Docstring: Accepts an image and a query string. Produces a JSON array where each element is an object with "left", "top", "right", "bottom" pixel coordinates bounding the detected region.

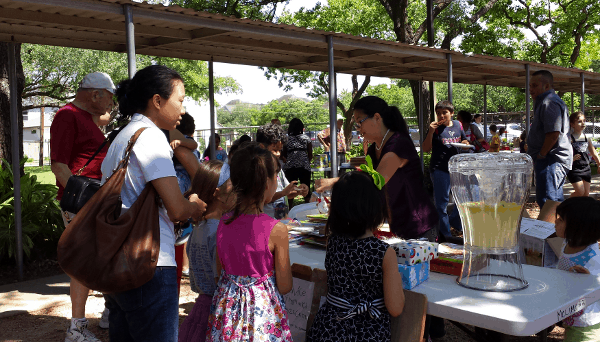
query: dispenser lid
[{"left": 448, "top": 153, "right": 533, "bottom": 173}]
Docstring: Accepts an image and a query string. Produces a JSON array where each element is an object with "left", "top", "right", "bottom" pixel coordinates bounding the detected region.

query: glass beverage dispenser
[{"left": 448, "top": 153, "right": 533, "bottom": 292}]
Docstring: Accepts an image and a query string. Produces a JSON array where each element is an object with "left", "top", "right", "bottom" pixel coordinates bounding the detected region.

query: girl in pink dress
[{"left": 207, "top": 142, "right": 293, "bottom": 342}]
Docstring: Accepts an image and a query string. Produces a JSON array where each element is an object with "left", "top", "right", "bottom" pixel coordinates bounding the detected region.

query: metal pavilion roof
[{"left": 1, "top": 0, "right": 599, "bottom": 94}]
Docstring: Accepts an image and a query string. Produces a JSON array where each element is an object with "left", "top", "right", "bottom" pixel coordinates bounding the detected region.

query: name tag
[{"left": 557, "top": 298, "right": 586, "bottom": 320}]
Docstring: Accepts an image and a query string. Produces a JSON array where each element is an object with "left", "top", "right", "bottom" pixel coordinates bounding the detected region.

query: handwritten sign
[
  {"left": 284, "top": 277, "right": 315, "bottom": 342},
  {"left": 556, "top": 298, "right": 586, "bottom": 321}
]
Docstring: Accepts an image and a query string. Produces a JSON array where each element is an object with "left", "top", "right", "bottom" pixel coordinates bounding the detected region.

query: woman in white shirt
[{"left": 101, "top": 65, "right": 206, "bottom": 342}]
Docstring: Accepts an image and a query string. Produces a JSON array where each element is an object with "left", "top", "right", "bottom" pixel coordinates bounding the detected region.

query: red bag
[{"left": 469, "top": 124, "right": 490, "bottom": 152}]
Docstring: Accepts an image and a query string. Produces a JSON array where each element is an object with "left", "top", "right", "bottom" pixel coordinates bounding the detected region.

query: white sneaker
[
  {"left": 99, "top": 308, "right": 109, "bottom": 329},
  {"left": 65, "top": 319, "right": 101, "bottom": 342}
]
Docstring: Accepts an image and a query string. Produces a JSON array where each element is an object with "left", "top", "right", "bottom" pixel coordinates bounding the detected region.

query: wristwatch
[{"left": 537, "top": 153, "right": 547, "bottom": 159}]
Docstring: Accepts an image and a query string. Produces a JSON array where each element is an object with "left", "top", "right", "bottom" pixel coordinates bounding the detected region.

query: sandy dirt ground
[{"left": 0, "top": 276, "right": 566, "bottom": 342}]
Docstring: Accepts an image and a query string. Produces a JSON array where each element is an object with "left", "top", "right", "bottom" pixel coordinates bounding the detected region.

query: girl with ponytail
[{"left": 206, "top": 142, "right": 293, "bottom": 342}]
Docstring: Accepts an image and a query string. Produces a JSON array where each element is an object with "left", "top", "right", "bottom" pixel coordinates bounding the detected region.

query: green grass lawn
[{"left": 25, "top": 165, "right": 56, "bottom": 186}]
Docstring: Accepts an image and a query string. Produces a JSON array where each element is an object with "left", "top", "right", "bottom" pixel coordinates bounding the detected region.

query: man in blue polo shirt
[{"left": 527, "top": 70, "right": 573, "bottom": 208}]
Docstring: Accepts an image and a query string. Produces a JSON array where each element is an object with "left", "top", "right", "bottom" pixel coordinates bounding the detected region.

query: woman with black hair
[
  {"left": 202, "top": 133, "right": 228, "bottom": 161},
  {"left": 101, "top": 65, "right": 207, "bottom": 341},
  {"left": 317, "top": 96, "right": 439, "bottom": 241},
  {"left": 283, "top": 118, "right": 313, "bottom": 203}
]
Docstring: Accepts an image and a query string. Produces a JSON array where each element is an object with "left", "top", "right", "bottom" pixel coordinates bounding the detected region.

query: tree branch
[{"left": 415, "top": 0, "right": 454, "bottom": 43}]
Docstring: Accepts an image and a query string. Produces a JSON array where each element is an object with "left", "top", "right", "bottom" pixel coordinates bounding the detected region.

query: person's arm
[
  {"left": 270, "top": 222, "right": 292, "bottom": 294},
  {"left": 422, "top": 123, "right": 438, "bottom": 153},
  {"left": 307, "top": 141, "right": 313, "bottom": 162},
  {"left": 215, "top": 246, "right": 222, "bottom": 283},
  {"left": 315, "top": 177, "right": 339, "bottom": 193},
  {"left": 271, "top": 181, "right": 299, "bottom": 202},
  {"left": 538, "top": 132, "right": 560, "bottom": 158},
  {"left": 382, "top": 247, "right": 404, "bottom": 317},
  {"left": 588, "top": 139, "right": 600, "bottom": 165},
  {"left": 51, "top": 162, "right": 72, "bottom": 188},
  {"left": 151, "top": 176, "right": 207, "bottom": 222},
  {"left": 170, "top": 129, "right": 198, "bottom": 150},
  {"left": 376, "top": 152, "right": 408, "bottom": 183},
  {"left": 317, "top": 128, "right": 330, "bottom": 151},
  {"left": 173, "top": 147, "right": 201, "bottom": 182}
]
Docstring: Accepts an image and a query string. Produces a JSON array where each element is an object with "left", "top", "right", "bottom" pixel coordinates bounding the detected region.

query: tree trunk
[
  {"left": 0, "top": 42, "right": 25, "bottom": 174},
  {"left": 409, "top": 80, "right": 433, "bottom": 133}
]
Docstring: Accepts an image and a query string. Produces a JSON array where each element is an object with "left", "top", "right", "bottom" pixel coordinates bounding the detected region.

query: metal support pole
[
  {"left": 418, "top": 80, "right": 424, "bottom": 173},
  {"left": 427, "top": 0, "right": 436, "bottom": 123},
  {"left": 483, "top": 84, "right": 487, "bottom": 141},
  {"left": 327, "top": 36, "right": 338, "bottom": 178},
  {"left": 124, "top": 5, "right": 136, "bottom": 79},
  {"left": 525, "top": 65, "right": 531, "bottom": 136},
  {"left": 447, "top": 54, "right": 453, "bottom": 103},
  {"left": 209, "top": 58, "right": 216, "bottom": 160},
  {"left": 9, "top": 42, "right": 23, "bottom": 281},
  {"left": 581, "top": 73, "right": 585, "bottom": 114}
]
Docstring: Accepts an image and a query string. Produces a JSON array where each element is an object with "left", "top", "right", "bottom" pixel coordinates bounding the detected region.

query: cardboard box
[
  {"left": 519, "top": 217, "right": 564, "bottom": 268},
  {"left": 391, "top": 240, "right": 439, "bottom": 265},
  {"left": 430, "top": 255, "right": 463, "bottom": 276},
  {"left": 398, "top": 261, "right": 430, "bottom": 289}
]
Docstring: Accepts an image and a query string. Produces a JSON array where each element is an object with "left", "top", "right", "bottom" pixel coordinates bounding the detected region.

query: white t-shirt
[
  {"left": 557, "top": 242, "right": 600, "bottom": 327},
  {"left": 101, "top": 114, "right": 177, "bottom": 267},
  {"left": 263, "top": 168, "right": 289, "bottom": 220}
]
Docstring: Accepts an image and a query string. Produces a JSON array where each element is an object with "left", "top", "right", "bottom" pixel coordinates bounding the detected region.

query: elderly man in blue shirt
[{"left": 527, "top": 70, "right": 573, "bottom": 208}]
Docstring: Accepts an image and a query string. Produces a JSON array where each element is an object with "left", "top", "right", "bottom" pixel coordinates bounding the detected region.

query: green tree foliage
[
  {"left": 462, "top": 0, "right": 600, "bottom": 67},
  {"left": 21, "top": 44, "right": 240, "bottom": 111},
  {"left": 218, "top": 104, "right": 257, "bottom": 127},
  {"left": 170, "top": 0, "right": 288, "bottom": 21},
  {"left": 251, "top": 97, "right": 330, "bottom": 126}
]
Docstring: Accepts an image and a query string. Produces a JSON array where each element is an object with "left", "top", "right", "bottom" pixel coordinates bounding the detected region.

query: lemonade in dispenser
[{"left": 448, "top": 153, "right": 533, "bottom": 291}]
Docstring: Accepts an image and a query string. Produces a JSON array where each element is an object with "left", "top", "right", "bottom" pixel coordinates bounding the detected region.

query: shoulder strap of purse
[
  {"left": 114, "top": 127, "right": 149, "bottom": 172},
  {"left": 75, "top": 127, "right": 124, "bottom": 176}
]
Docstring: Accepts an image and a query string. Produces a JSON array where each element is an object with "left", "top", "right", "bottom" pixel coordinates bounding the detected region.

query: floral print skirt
[{"left": 206, "top": 270, "right": 292, "bottom": 342}]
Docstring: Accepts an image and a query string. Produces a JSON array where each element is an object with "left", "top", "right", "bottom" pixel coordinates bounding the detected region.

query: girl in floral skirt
[{"left": 207, "top": 142, "right": 293, "bottom": 342}]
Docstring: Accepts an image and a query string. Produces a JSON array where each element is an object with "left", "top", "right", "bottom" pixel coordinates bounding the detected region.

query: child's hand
[
  {"left": 569, "top": 265, "right": 590, "bottom": 274},
  {"left": 283, "top": 181, "right": 298, "bottom": 196},
  {"left": 188, "top": 194, "right": 207, "bottom": 220},
  {"left": 574, "top": 154, "right": 581, "bottom": 161},
  {"left": 170, "top": 139, "right": 181, "bottom": 150},
  {"left": 297, "top": 184, "right": 309, "bottom": 197}
]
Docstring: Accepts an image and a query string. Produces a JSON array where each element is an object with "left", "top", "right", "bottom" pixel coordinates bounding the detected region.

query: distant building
[
  {"left": 23, "top": 107, "right": 56, "bottom": 142},
  {"left": 22, "top": 107, "right": 57, "bottom": 163}
]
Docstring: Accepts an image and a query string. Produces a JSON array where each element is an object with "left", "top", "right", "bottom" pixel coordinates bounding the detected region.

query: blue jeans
[
  {"left": 431, "top": 169, "right": 463, "bottom": 237},
  {"left": 534, "top": 156, "right": 567, "bottom": 208},
  {"left": 104, "top": 267, "right": 179, "bottom": 342}
]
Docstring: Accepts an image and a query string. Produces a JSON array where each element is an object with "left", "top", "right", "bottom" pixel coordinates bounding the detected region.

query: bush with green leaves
[{"left": 0, "top": 159, "right": 63, "bottom": 261}]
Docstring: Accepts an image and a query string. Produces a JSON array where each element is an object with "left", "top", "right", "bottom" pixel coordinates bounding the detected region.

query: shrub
[{"left": 0, "top": 159, "right": 63, "bottom": 261}]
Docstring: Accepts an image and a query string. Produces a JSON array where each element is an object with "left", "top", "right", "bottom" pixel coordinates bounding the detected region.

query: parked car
[{"left": 496, "top": 123, "right": 523, "bottom": 144}]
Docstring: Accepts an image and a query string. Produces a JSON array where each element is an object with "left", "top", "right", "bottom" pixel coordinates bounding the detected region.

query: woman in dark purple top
[{"left": 316, "top": 96, "right": 439, "bottom": 240}]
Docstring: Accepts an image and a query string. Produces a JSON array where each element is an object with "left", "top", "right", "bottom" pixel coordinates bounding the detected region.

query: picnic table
[{"left": 288, "top": 243, "right": 600, "bottom": 341}]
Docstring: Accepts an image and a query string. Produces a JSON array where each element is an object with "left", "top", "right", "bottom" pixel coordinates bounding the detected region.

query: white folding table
[{"left": 289, "top": 243, "right": 600, "bottom": 337}]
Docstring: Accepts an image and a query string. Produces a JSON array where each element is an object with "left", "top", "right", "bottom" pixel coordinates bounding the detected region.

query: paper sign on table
[{"left": 283, "top": 278, "right": 314, "bottom": 342}]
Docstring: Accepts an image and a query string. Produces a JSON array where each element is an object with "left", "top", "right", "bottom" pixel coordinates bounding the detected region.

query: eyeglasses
[{"left": 353, "top": 116, "right": 371, "bottom": 129}]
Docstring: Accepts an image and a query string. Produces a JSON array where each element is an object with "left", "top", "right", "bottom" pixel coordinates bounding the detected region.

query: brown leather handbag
[{"left": 57, "top": 127, "right": 161, "bottom": 294}]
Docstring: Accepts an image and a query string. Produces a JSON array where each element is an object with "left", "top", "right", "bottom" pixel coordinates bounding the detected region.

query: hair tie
[{"left": 359, "top": 155, "right": 385, "bottom": 190}]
